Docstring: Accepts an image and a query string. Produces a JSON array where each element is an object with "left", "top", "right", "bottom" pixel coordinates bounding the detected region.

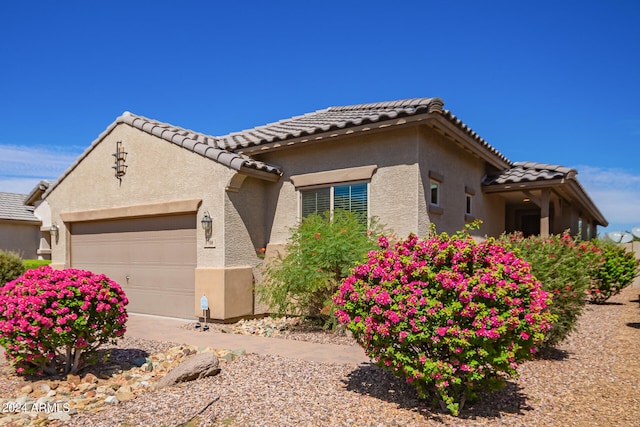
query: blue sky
[{"left": 1, "top": 1, "right": 639, "bottom": 236}]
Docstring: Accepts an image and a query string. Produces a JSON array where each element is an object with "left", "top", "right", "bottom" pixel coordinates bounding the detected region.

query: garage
[{"left": 70, "top": 214, "right": 197, "bottom": 319}]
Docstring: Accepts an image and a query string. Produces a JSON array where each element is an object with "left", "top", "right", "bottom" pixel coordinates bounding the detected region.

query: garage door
[{"left": 71, "top": 214, "right": 196, "bottom": 319}]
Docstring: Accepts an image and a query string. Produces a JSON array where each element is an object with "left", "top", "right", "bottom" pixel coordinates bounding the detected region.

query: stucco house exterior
[
  {"left": 42, "top": 97, "right": 607, "bottom": 320},
  {"left": 0, "top": 182, "right": 53, "bottom": 260}
]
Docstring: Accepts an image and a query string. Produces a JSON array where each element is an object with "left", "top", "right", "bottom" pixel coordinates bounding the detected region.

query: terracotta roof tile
[
  {"left": 484, "top": 161, "right": 577, "bottom": 185},
  {"left": 217, "top": 98, "right": 446, "bottom": 150},
  {"left": 0, "top": 192, "right": 38, "bottom": 222},
  {"left": 214, "top": 97, "right": 511, "bottom": 166},
  {"left": 119, "top": 113, "right": 282, "bottom": 176}
]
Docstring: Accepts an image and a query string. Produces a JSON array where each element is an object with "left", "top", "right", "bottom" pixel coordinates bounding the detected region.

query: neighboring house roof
[
  {"left": 24, "top": 180, "right": 53, "bottom": 206},
  {"left": 484, "top": 162, "right": 608, "bottom": 226},
  {"left": 0, "top": 192, "right": 38, "bottom": 222}
]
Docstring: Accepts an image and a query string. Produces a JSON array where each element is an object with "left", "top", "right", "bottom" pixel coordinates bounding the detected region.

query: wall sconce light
[
  {"left": 50, "top": 223, "right": 59, "bottom": 244},
  {"left": 201, "top": 211, "right": 213, "bottom": 244},
  {"left": 112, "top": 141, "right": 128, "bottom": 180}
]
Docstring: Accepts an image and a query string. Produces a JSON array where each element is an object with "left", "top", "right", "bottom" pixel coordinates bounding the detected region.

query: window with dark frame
[
  {"left": 430, "top": 180, "right": 440, "bottom": 206},
  {"left": 301, "top": 182, "right": 368, "bottom": 218}
]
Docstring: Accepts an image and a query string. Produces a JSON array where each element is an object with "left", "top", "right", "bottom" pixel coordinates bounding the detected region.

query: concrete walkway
[{"left": 125, "top": 313, "right": 370, "bottom": 366}]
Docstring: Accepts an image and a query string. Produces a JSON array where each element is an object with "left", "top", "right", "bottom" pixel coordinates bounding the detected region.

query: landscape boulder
[{"left": 156, "top": 352, "right": 220, "bottom": 389}]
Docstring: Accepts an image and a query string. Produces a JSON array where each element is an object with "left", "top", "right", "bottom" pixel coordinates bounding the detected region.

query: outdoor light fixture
[
  {"left": 201, "top": 211, "right": 213, "bottom": 244},
  {"left": 112, "top": 141, "right": 128, "bottom": 180},
  {"left": 49, "top": 223, "right": 59, "bottom": 244}
]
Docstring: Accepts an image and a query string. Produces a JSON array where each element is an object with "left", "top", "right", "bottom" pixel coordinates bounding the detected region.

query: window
[
  {"left": 465, "top": 193, "right": 472, "bottom": 215},
  {"left": 430, "top": 180, "right": 440, "bottom": 206},
  {"left": 301, "top": 182, "right": 368, "bottom": 218}
]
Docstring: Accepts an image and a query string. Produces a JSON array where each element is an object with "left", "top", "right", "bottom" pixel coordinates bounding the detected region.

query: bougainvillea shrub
[
  {"left": 334, "top": 230, "right": 555, "bottom": 416},
  {"left": 585, "top": 239, "right": 639, "bottom": 304},
  {"left": 500, "top": 232, "right": 599, "bottom": 346},
  {"left": 0, "top": 266, "right": 128, "bottom": 375}
]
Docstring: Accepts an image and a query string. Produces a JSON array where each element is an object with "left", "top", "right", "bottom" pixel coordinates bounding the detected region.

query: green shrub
[
  {"left": 335, "top": 229, "right": 555, "bottom": 416},
  {"left": 0, "top": 250, "right": 26, "bottom": 286},
  {"left": 258, "top": 210, "right": 385, "bottom": 327},
  {"left": 499, "top": 232, "right": 596, "bottom": 347},
  {"left": 23, "top": 259, "right": 52, "bottom": 270},
  {"left": 586, "top": 240, "right": 639, "bottom": 304}
]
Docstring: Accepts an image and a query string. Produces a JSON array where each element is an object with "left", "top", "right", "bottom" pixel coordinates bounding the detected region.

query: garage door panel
[{"left": 70, "top": 215, "right": 196, "bottom": 319}]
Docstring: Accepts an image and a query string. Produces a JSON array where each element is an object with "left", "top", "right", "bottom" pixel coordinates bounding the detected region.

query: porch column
[{"left": 540, "top": 188, "right": 550, "bottom": 238}]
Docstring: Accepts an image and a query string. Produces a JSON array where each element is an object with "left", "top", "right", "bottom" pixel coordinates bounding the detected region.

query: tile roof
[
  {"left": 215, "top": 97, "right": 511, "bottom": 165},
  {"left": 217, "top": 98, "right": 445, "bottom": 150},
  {"left": 483, "top": 162, "right": 577, "bottom": 185},
  {"left": 119, "top": 113, "right": 282, "bottom": 176},
  {"left": 0, "top": 192, "right": 38, "bottom": 222}
]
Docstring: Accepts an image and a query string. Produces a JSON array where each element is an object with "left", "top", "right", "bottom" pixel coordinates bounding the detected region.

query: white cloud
[
  {"left": 0, "top": 178, "right": 47, "bottom": 194},
  {"left": 0, "top": 145, "right": 80, "bottom": 178},
  {"left": 0, "top": 145, "right": 81, "bottom": 194},
  {"left": 573, "top": 165, "right": 640, "bottom": 231}
]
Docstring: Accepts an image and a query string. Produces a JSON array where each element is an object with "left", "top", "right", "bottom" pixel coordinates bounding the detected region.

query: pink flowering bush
[
  {"left": 0, "top": 266, "right": 128, "bottom": 375},
  {"left": 334, "top": 229, "right": 556, "bottom": 416},
  {"left": 498, "top": 232, "right": 595, "bottom": 347}
]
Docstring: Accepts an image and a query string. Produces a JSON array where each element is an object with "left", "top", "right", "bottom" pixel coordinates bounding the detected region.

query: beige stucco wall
[
  {"left": 256, "top": 127, "right": 427, "bottom": 243},
  {"left": 0, "top": 220, "right": 40, "bottom": 259},
  {"left": 45, "top": 123, "right": 235, "bottom": 270},
  {"left": 417, "top": 127, "right": 505, "bottom": 237},
  {"left": 254, "top": 124, "right": 506, "bottom": 245}
]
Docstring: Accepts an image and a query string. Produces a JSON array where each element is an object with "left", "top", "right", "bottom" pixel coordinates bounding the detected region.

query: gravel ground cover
[{"left": 1, "top": 285, "right": 638, "bottom": 427}]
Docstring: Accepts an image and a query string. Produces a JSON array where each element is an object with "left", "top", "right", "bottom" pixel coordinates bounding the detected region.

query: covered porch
[{"left": 483, "top": 162, "right": 607, "bottom": 238}]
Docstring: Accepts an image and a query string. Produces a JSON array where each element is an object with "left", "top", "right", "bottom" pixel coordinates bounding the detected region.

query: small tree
[
  {"left": 0, "top": 266, "right": 128, "bottom": 375},
  {"left": 258, "top": 210, "right": 385, "bottom": 327}
]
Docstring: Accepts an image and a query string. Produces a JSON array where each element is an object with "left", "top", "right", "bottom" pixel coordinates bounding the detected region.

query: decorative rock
[
  {"left": 82, "top": 373, "right": 98, "bottom": 384},
  {"left": 155, "top": 352, "right": 220, "bottom": 389},
  {"left": 21, "top": 384, "right": 33, "bottom": 394},
  {"left": 38, "top": 382, "right": 51, "bottom": 393},
  {"left": 115, "top": 385, "right": 135, "bottom": 402},
  {"left": 46, "top": 390, "right": 57, "bottom": 398},
  {"left": 104, "top": 395, "right": 118, "bottom": 405},
  {"left": 78, "top": 382, "right": 96, "bottom": 393},
  {"left": 66, "top": 374, "right": 81, "bottom": 387},
  {"left": 47, "top": 411, "right": 71, "bottom": 422}
]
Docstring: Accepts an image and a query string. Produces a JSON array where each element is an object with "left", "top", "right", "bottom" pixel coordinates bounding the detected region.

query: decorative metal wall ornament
[{"left": 112, "top": 141, "right": 128, "bottom": 180}]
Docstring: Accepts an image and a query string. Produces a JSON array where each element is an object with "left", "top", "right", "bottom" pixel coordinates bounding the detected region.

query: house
[
  {"left": 42, "top": 97, "right": 607, "bottom": 320},
  {"left": 0, "top": 182, "right": 53, "bottom": 260}
]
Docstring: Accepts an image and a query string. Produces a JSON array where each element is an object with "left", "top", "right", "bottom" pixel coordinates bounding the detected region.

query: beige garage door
[{"left": 71, "top": 214, "right": 196, "bottom": 319}]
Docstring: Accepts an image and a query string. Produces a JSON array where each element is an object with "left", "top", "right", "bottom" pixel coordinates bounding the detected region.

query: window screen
[
  {"left": 334, "top": 183, "right": 367, "bottom": 217},
  {"left": 301, "top": 182, "right": 368, "bottom": 218},
  {"left": 301, "top": 187, "right": 331, "bottom": 217}
]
